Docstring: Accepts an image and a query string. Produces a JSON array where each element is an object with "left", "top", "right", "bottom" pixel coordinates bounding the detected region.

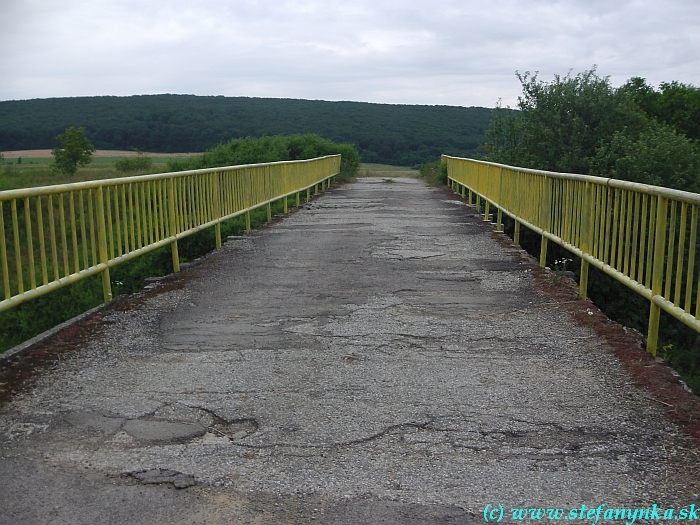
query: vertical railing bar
[
  {"left": 47, "top": 195, "right": 59, "bottom": 282},
  {"left": 68, "top": 193, "right": 79, "bottom": 274},
  {"left": 638, "top": 194, "right": 649, "bottom": 285},
  {"left": 592, "top": 184, "right": 602, "bottom": 260},
  {"left": 105, "top": 186, "right": 115, "bottom": 260},
  {"left": 120, "top": 184, "right": 129, "bottom": 253},
  {"left": 58, "top": 195, "right": 69, "bottom": 278},
  {"left": 610, "top": 190, "right": 621, "bottom": 269},
  {"left": 573, "top": 181, "right": 581, "bottom": 247},
  {"left": 645, "top": 197, "right": 656, "bottom": 290},
  {"left": 11, "top": 200, "right": 23, "bottom": 294},
  {"left": 686, "top": 205, "right": 698, "bottom": 313},
  {"left": 24, "top": 198, "right": 36, "bottom": 290},
  {"left": 128, "top": 184, "right": 135, "bottom": 252},
  {"left": 187, "top": 176, "right": 195, "bottom": 230},
  {"left": 88, "top": 189, "right": 97, "bottom": 267},
  {"left": 119, "top": 184, "right": 128, "bottom": 253},
  {"left": 630, "top": 192, "right": 640, "bottom": 281},
  {"left": 176, "top": 177, "right": 185, "bottom": 233},
  {"left": 602, "top": 188, "right": 612, "bottom": 264},
  {"left": 622, "top": 191, "right": 633, "bottom": 277},
  {"left": 0, "top": 201, "right": 10, "bottom": 300},
  {"left": 675, "top": 202, "right": 688, "bottom": 306},
  {"left": 141, "top": 182, "right": 148, "bottom": 245},
  {"left": 196, "top": 175, "right": 204, "bottom": 227},
  {"left": 36, "top": 196, "right": 48, "bottom": 286},
  {"left": 95, "top": 186, "right": 112, "bottom": 303},
  {"left": 146, "top": 181, "right": 156, "bottom": 244},
  {"left": 664, "top": 200, "right": 677, "bottom": 299},
  {"left": 79, "top": 191, "right": 89, "bottom": 270},
  {"left": 113, "top": 185, "right": 123, "bottom": 256},
  {"left": 135, "top": 183, "right": 143, "bottom": 249},
  {"left": 158, "top": 179, "right": 166, "bottom": 240}
]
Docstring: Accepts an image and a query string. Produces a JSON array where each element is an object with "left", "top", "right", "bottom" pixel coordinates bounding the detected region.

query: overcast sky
[{"left": 1, "top": 0, "right": 698, "bottom": 108}]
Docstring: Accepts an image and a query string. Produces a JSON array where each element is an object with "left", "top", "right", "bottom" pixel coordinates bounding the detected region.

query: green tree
[
  {"left": 591, "top": 121, "right": 700, "bottom": 192},
  {"left": 51, "top": 126, "right": 95, "bottom": 175},
  {"left": 621, "top": 77, "right": 700, "bottom": 142},
  {"left": 485, "top": 68, "right": 646, "bottom": 174}
]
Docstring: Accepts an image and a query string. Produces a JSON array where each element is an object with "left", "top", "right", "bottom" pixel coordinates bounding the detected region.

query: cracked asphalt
[{"left": 0, "top": 177, "right": 698, "bottom": 524}]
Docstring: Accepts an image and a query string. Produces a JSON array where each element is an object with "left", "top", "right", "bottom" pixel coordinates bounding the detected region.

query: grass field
[
  {"left": 358, "top": 163, "right": 419, "bottom": 178},
  {"left": 0, "top": 150, "right": 201, "bottom": 191}
]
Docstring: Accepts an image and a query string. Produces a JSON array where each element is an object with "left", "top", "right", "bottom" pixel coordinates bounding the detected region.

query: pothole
[
  {"left": 64, "top": 403, "right": 259, "bottom": 444},
  {"left": 122, "top": 419, "right": 206, "bottom": 444},
  {"left": 122, "top": 468, "right": 195, "bottom": 488}
]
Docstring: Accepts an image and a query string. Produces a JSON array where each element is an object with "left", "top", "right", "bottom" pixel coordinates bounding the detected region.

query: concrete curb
[{"left": 0, "top": 303, "right": 106, "bottom": 366}]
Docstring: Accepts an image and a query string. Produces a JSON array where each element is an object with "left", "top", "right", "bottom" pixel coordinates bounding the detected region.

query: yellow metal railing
[
  {"left": 444, "top": 155, "right": 700, "bottom": 355},
  {"left": 0, "top": 155, "right": 340, "bottom": 313}
]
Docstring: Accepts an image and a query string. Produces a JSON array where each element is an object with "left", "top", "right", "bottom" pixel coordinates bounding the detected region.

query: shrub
[
  {"left": 114, "top": 152, "right": 153, "bottom": 173},
  {"left": 167, "top": 134, "right": 360, "bottom": 181}
]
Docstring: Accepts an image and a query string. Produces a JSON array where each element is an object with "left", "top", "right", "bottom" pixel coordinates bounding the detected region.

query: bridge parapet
[
  {"left": 0, "top": 155, "right": 339, "bottom": 314},
  {"left": 444, "top": 154, "right": 700, "bottom": 355}
]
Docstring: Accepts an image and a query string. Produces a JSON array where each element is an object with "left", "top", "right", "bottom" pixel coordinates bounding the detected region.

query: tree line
[{"left": 0, "top": 95, "right": 494, "bottom": 166}]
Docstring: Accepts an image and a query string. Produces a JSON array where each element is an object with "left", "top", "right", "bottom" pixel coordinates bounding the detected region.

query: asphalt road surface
[{"left": 1, "top": 178, "right": 697, "bottom": 524}]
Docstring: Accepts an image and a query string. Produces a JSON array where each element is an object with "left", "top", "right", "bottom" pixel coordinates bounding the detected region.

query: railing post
[
  {"left": 296, "top": 192, "right": 300, "bottom": 207},
  {"left": 306, "top": 188, "right": 311, "bottom": 202},
  {"left": 647, "top": 195, "right": 668, "bottom": 356},
  {"left": 540, "top": 238, "right": 549, "bottom": 268},
  {"left": 245, "top": 211, "right": 251, "bottom": 233},
  {"left": 283, "top": 195, "right": 288, "bottom": 214},
  {"left": 468, "top": 189, "right": 473, "bottom": 206},
  {"left": 95, "top": 186, "right": 112, "bottom": 303},
  {"left": 495, "top": 208, "right": 503, "bottom": 233},
  {"left": 513, "top": 220, "right": 520, "bottom": 246},
  {"left": 167, "top": 178, "right": 181, "bottom": 271},
  {"left": 483, "top": 200, "right": 490, "bottom": 222},
  {"left": 461, "top": 185, "right": 465, "bottom": 198}
]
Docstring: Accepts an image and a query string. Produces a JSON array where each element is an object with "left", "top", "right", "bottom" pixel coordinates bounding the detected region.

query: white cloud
[{"left": 0, "top": 0, "right": 698, "bottom": 106}]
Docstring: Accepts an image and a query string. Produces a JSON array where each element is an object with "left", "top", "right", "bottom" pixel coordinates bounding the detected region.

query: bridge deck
[{"left": 0, "top": 178, "right": 697, "bottom": 524}]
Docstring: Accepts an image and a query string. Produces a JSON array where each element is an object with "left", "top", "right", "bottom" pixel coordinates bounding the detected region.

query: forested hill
[{"left": 0, "top": 95, "right": 494, "bottom": 166}]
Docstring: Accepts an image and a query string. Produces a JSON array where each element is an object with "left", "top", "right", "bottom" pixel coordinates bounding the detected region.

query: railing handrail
[
  {"left": 0, "top": 155, "right": 340, "bottom": 315},
  {"left": 443, "top": 154, "right": 700, "bottom": 356},
  {"left": 442, "top": 155, "right": 700, "bottom": 205},
  {"left": 0, "top": 155, "right": 340, "bottom": 201}
]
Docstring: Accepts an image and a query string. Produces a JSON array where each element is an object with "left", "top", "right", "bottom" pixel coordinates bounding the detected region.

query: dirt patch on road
[{"left": 528, "top": 264, "right": 700, "bottom": 447}]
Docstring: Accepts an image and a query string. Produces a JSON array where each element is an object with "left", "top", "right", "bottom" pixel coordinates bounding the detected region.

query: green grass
[
  {"left": 0, "top": 156, "right": 188, "bottom": 191},
  {"left": 0, "top": 161, "right": 178, "bottom": 191},
  {"left": 359, "top": 163, "right": 419, "bottom": 178}
]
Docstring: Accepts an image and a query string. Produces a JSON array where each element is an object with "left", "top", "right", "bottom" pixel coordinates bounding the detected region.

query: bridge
[{"left": 0, "top": 160, "right": 699, "bottom": 524}]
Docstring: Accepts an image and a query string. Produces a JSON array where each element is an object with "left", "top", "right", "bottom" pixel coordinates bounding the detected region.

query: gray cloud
[{"left": 1, "top": 0, "right": 698, "bottom": 106}]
